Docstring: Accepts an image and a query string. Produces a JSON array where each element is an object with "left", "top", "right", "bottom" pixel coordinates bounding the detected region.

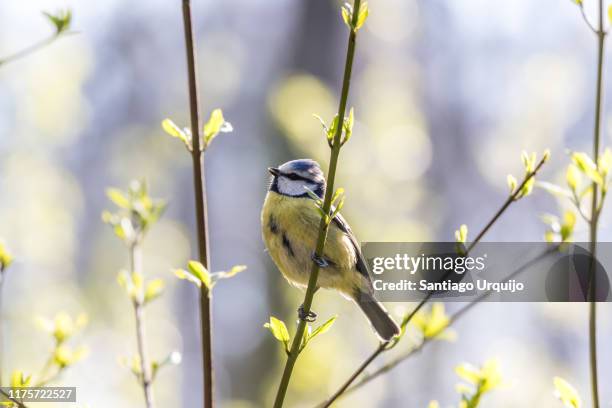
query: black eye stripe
[{"left": 283, "top": 172, "right": 313, "bottom": 182}]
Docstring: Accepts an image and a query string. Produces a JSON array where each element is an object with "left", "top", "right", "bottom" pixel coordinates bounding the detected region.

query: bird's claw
[
  {"left": 311, "top": 253, "right": 329, "bottom": 268},
  {"left": 298, "top": 305, "right": 317, "bottom": 322}
]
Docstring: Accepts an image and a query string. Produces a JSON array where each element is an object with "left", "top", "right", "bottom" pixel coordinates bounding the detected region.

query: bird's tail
[{"left": 354, "top": 290, "right": 400, "bottom": 341}]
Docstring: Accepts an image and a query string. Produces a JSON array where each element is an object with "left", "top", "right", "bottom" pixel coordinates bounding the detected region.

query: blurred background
[{"left": 1, "top": 0, "right": 612, "bottom": 406}]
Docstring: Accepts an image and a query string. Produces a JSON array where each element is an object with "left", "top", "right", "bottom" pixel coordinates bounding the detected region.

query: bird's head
[{"left": 268, "top": 159, "right": 326, "bottom": 198}]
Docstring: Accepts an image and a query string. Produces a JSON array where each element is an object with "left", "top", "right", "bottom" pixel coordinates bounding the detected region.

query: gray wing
[{"left": 332, "top": 212, "right": 372, "bottom": 283}]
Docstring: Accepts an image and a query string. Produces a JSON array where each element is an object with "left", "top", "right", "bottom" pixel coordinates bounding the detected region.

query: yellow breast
[{"left": 261, "top": 191, "right": 360, "bottom": 294}]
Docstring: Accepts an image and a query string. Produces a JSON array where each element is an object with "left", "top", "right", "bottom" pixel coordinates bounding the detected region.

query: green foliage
[
  {"left": 553, "top": 377, "right": 582, "bottom": 408},
  {"left": 10, "top": 371, "right": 32, "bottom": 388},
  {"left": 43, "top": 9, "right": 72, "bottom": 35},
  {"left": 313, "top": 108, "right": 355, "bottom": 148},
  {"left": 117, "top": 270, "right": 165, "bottom": 305},
  {"left": 305, "top": 186, "right": 345, "bottom": 225},
  {"left": 162, "top": 109, "right": 232, "bottom": 152},
  {"left": 53, "top": 344, "right": 88, "bottom": 369},
  {"left": 264, "top": 315, "right": 337, "bottom": 355},
  {"left": 37, "top": 312, "right": 88, "bottom": 375},
  {"left": 0, "top": 240, "right": 13, "bottom": 272},
  {"left": 455, "top": 224, "right": 468, "bottom": 256},
  {"left": 542, "top": 211, "right": 576, "bottom": 244},
  {"left": 162, "top": 118, "right": 192, "bottom": 150},
  {"left": 341, "top": 1, "right": 369, "bottom": 32},
  {"left": 455, "top": 224, "right": 468, "bottom": 244},
  {"left": 174, "top": 260, "right": 246, "bottom": 292},
  {"left": 151, "top": 351, "right": 182, "bottom": 381},
  {"left": 410, "top": 303, "right": 456, "bottom": 341},
  {"left": 121, "top": 351, "right": 182, "bottom": 383},
  {"left": 508, "top": 150, "right": 549, "bottom": 200},
  {"left": 299, "top": 315, "right": 337, "bottom": 352},
  {"left": 102, "top": 180, "right": 166, "bottom": 246},
  {"left": 540, "top": 148, "right": 611, "bottom": 225},
  {"left": 203, "top": 109, "right": 233, "bottom": 148},
  {"left": 264, "top": 316, "right": 291, "bottom": 354},
  {"left": 455, "top": 359, "right": 504, "bottom": 408}
]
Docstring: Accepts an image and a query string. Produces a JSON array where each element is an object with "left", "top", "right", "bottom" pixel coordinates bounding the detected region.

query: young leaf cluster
[
  {"left": 314, "top": 108, "right": 354, "bottom": 149},
  {"left": 117, "top": 270, "right": 165, "bottom": 306},
  {"left": 37, "top": 312, "right": 88, "bottom": 374},
  {"left": 0, "top": 241, "right": 13, "bottom": 273},
  {"left": 120, "top": 351, "right": 182, "bottom": 385},
  {"left": 542, "top": 211, "right": 576, "bottom": 244},
  {"left": 540, "top": 149, "right": 611, "bottom": 223},
  {"left": 264, "top": 316, "right": 337, "bottom": 355},
  {"left": 507, "top": 150, "right": 550, "bottom": 200},
  {"left": 162, "top": 109, "right": 232, "bottom": 152},
  {"left": 428, "top": 360, "right": 504, "bottom": 408},
  {"left": 43, "top": 9, "right": 72, "bottom": 36},
  {"left": 554, "top": 377, "right": 582, "bottom": 408},
  {"left": 174, "top": 260, "right": 246, "bottom": 294},
  {"left": 102, "top": 180, "right": 166, "bottom": 247},
  {"left": 305, "top": 186, "right": 345, "bottom": 226},
  {"left": 454, "top": 359, "right": 504, "bottom": 408},
  {"left": 341, "top": 2, "right": 369, "bottom": 32}
]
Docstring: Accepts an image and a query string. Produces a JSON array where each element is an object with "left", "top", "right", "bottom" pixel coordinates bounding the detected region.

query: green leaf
[
  {"left": 106, "top": 188, "right": 130, "bottom": 209},
  {"left": 571, "top": 152, "right": 603, "bottom": 186},
  {"left": 162, "top": 118, "right": 191, "bottom": 148},
  {"left": 355, "top": 2, "right": 369, "bottom": 30},
  {"left": 144, "top": 278, "right": 165, "bottom": 304},
  {"left": 43, "top": 9, "right": 72, "bottom": 35},
  {"left": 455, "top": 224, "right": 468, "bottom": 243},
  {"left": 553, "top": 377, "right": 582, "bottom": 408},
  {"left": 507, "top": 174, "right": 517, "bottom": 194},
  {"left": 341, "top": 3, "right": 352, "bottom": 27},
  {"left": 203, "top": 109, "right": 233, "bottom": 148},
  {"left": 455, "top": 363, "right": 481, "bottom": 385},
  {"left": 187, "top": 260, "right": 211, "bottom": 289},
  {"left": 566, "top": 164, "right": 580, "bottom": 191},
  {"left": 598, "top": 148, "right": 612, "bottom": 178},
  {"left": 211, "top": 265, "right": 247, "bottom": 284},
  {"left": 518, "top": 176, "right": 535, "bottom": 198},
  {"left": 342, "top": 107, "right": 355, "bottom": 145},
  {"left": 332, "top": 187, "right": 345, "bottom": 205},
  {"left": 0, "top": 240, "right": 13, "bottom": 271},
  {"left": 264, "top": 316, "right": 290, "bottom": 352},
  {"left": 536, "top": 181, "right": 572, "bottom": 198},
  {"left": 309, "top": 316, "right": 337, "bottom": 340},
  {"left": 304, "top": 186, "right": 323, "bottom": 203},
  {"left": 174, "top": 268, "right": 201, "bottom": 288}
]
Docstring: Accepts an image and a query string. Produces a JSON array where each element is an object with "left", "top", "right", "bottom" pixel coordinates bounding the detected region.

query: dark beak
[{"left": 268, "top": 167, "right": 281, "bottom": 176}]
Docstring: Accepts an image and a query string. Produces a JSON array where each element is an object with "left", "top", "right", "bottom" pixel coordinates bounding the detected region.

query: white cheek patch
[{"left": 277, "top": 177, "right": 315, "bottom": 197}]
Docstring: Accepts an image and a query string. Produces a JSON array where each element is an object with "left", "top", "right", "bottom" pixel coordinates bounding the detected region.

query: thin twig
[
  {"left": 0, "top": 33, "right": 74, "bottom": 67},
  {"left": 319, "top": 155, "right": 549, "bottom": 406},
  {"left": 587, "top": 1, "right": 606, "bottom": 407},
  {"left": 130, "top": 245, "right": 154, "bottom": 408},
  {"left": 0, "top": 388, "right": 27, "bottom": 408},
  {"left": 181, "top": 1, "right": 214, "bottom": 406},
  {"left": 0, "top": 273, "right": 4, "bottom": 386},
  {"left": 580, "top": 5, "right": 598, "bottom": 34},
  {"left": 272, "top": 2, "right": 363, "bottom": 407},
  {"left": 318, "top": 247, "right": 556, "bottom": 406}
]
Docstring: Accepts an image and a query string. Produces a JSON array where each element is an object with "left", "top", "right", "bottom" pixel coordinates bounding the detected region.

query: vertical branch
[
  {"left": 0, "top": 274, "right": 4, "bottom": 386},
  {"left": 181, "top": 1, "right": 214, "bottom": 406},
  {"left": 588, "top": 1, "right": 605, "bottom": 407},
  {"left": 272, "top": 1, "right": 362, "bottom": 407},
  {"left": 130, "top": 244, "right": 154, "bottom": 408}
]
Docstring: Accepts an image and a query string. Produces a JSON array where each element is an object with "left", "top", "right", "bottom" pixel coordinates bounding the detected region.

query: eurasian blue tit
[{"left": 261, "top": 159, "right": 400, "bottom": 341}]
